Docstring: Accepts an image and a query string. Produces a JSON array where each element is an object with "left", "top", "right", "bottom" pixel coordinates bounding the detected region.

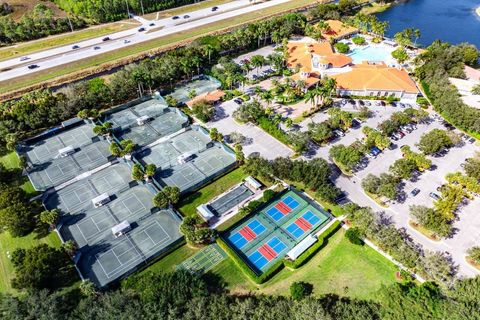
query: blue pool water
[{"left": 348, "top": 46, "right": 391, "bottom": 64}]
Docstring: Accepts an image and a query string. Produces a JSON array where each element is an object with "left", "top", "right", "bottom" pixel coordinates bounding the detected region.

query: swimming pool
[{"left": 348, "top": 46, "right": 391, "bottom": 64}]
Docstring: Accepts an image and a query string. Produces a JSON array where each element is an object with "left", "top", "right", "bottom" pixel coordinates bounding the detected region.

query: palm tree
[
  {"left": 250, "top": 55, "right": 265, "bottom": 75},
  {"left": 304, "top": 89, "right": 318, "bottom": 108},
  {"left": 413, "top": 29, "right": 421, "bottom": 47},
  {"left": 261, "top": 90, "right": 274, "bottom": 107}
]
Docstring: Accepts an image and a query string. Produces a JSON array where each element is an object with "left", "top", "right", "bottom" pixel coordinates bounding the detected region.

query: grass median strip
[{"left": 0, "top": 0, "right": 323, "bottom": 95}]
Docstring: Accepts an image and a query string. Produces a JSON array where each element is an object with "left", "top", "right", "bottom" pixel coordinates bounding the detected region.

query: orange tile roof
[
  {"left": 322, "top": 20, "right": 359, "bottom": 41},
  {"left": 331, "top": 63, "right": 419, "bottom": 94},
  {"left": 287, "top": 41, "right": 352, "bottom": 71},
  {"left": 290, "top": 72, "right": 321, "bottom": 88},
  {"left": 186, "top": 90, "right": 225, "bottom": 108}
]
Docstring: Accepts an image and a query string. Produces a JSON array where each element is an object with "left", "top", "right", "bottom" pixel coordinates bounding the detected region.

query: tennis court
[
  {"left": 104, "top": 99, "right": 189, "bottom": 146},
  {"left": 177, "top": 244, "right": 227, "bottom": 274},
  {"left": 169, "top": 76, "right": 221, "bottom": 103},
  {"left": 22, "top": 123, "right": 95, "bottom": 164},
  {"left": 138, "top": 126, "right": 236, "bottom": 193},
  {"left": 45, "top": 161, "right": 183, "bottom": 287},
  {"left": 223, "top": 189, "right": 331, "bottom": 274},
  {"left": 27, "top": 139, "right": 111, "bottom": 190},
  {"left": 208, "top": 184, "right": 254, "bottom": 216}
]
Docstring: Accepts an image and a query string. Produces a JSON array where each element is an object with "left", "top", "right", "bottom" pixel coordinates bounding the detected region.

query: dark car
[
  {"left": 233, "top": 98, "right": 243, "bottom": 105},
  {"left": 410, "top": 188, "right": 420, "bottom": 197},
  {"left": 72, "top": 45, "right": 80, "bottom": 50},
  {"left": 102, "top": 37, "right": 110, "bottom": 41},
  {"left": 183, "top": 15, "right": 190, "bottom": 19},
  {"left": 149, "top": 23, "right": 155, "bottom": 26},
  {"left": 138, "top": 27, "right": 145, "bottom": 32},
  {"left": 469, "top": 137, "right": 476, "bottom": 144},
  {"left": 429, "top": 192, "right": 441, "bottom": 200},
  {"left": 172, "top": 15, "right": 180, "bottom": 20},
  {"left": 27, "top": 64, "right": 39, "bottom": 69},
  {"left": 93, "top": 46, "right": 101, "bottom": 50},
  {"left": 212, "top": 6, "right": 219, "bottom": 11},
  {"left": 351, "top": 119, "right": 361, "bottom": 128}
]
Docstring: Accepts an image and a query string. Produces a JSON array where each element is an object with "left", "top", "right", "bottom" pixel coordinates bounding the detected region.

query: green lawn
[
  {"left": 140, "top": 244, "right": 198, "bottom": 274},
  {"left": 178, "top": 168, "right": 247, "bottom": 217},
  {"left": 0, "top": 231, "right": 62, "bottom": 293},
  {"left": 0, "top": 152, "right": 36, "bottom": 195},
  {"left": 257, "top": 228, "right": 398, "bottom": 300}
]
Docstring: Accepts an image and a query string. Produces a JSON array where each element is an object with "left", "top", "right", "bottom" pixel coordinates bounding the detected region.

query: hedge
[
  {"left": 216, "top": 237, "right": 285, "bottom": 284},
  {"left": 258, "top": 117, "right": 290, "bottom": 145},
  {"left": 284, "top": 220, "right": 342, "bottom": 269}
]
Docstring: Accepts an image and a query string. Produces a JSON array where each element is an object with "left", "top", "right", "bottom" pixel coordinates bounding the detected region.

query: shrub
[
  {"left": 262, "top": 189, "right": 276, "bottom": 202},
  {"left": 334, "top": 42, "right": 350, "bottom": 54},
  {"left": 352, "top": 36, "right": 366, "bottom": 45},
  {"left": 290, "top": 281, "right": 313, "bottom": 300},
  {"left": 191, "top": 100, "right": 215, "bottom": 123},
  {"left": 180, "top": 216, "right": 217, "bottom": 245},
  {"left": 345, "top": 227, "right": 363, "bottom": 245}
]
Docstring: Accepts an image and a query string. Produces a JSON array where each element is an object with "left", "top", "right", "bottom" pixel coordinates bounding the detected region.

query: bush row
[{"left": 284, "top": 220, "right": 341, "bottom": 269}]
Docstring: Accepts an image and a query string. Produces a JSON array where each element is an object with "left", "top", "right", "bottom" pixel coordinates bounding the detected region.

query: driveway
[{"left": 206, "top": 100, "right": 294, "bottom": 160}]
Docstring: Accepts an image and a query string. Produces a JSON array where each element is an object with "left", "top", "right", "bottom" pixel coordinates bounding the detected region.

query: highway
[{"left": 0, "top": 0, "right": 294, "bottom": 82}]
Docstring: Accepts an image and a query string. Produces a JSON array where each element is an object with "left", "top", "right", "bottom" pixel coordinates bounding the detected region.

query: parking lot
[
  {"left": 207, "top": 100, "right": 294, "bottom": 160},
  {"left": 306, "top": 103, "right": 480, "bottom": 276}
]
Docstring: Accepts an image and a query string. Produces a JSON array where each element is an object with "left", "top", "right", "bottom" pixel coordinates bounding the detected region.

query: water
[
  {"left": 348, "top": 46, "right": 392, "bottom": 64},
  {"left": 376, "top": 0, "right": 480, "bottom": 48}
]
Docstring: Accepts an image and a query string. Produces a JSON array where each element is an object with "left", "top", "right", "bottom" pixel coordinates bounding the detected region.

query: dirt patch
[{"left": 7, "top": 0, "right": 67, "bottom": 20}]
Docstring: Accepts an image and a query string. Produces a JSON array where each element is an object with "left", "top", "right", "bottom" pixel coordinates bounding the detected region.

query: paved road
[{"left": 0, "top": 0, "right": 295, "bottom": 81}]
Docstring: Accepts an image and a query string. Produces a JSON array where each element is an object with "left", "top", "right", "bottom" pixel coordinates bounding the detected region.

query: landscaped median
[{"left": 0, "top": 0, "right": 326, "bottom": 100}]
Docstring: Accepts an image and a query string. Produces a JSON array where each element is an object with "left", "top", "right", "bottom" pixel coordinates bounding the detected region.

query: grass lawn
[
  {"left": 0, "top": 231, "right": 62, "bottom": 293},
  {"left": 178, "top": 168, "right": 247, "bottom": 217},
  {"left": 0, "top": 22, "right": 137, "bottom": 62},
  {"left": 0, "top": 0, "right": 324, "bottom": 94},
  {"left": 144, "top": 0, "right": 235, "bottom": 19},
  {"left": 0, "top": 152, "right": 36, "bottom": 195},
  {"left": 257, "top": 228, "right": 399, "bottom": 300},
  {"left": 140, "top": 244, "right": 199, "bottom": 274}
]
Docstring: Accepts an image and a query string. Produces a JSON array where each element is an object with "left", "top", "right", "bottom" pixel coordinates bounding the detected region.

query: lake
[{"left": 376, "top": 0, "right": 480, "bottom": 48}]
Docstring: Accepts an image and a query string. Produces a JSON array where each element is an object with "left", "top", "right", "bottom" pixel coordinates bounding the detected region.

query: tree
[
  {"left": 308, "top": 122, "right": 333, "bottom": 144},
  {"left": 165, "top": 95, "right": 179, "bottom": 107},
  {"left": 153, "top": 192, "right": 169, "bottom": 209},
  {"left": 467, "top": 246, "right": 480, "bottom": 265},
  {"left": 389, "top": 158, "right": 417, "bottom": 179},
  {"left": 417, "top": 129, "right": 454, "bottom": 155},
  {"left": 0, "top": 187, "right": 37, "bottom": 237},
  {"left": 192, "top": 101, "right": 215, "bottom": 123},
  {"left": 334, "top": 42, "right": 350, "bottom": 54},
  {"left": 229, "top": 132, "right": 246, "bottom": 145},
  {"left": 250, "top": 55, "right": 266, "bottom": 75},
  {"left": 180, "top": 216, "right": 217, "bottom": 245},
  {"left": 145, "top": 164, "right": 157, "bottom": 178},
  {"left": 209, "top": 128, "right": 222, "bottom": 141},
  {"left": 131, "top": 164, "right": 144, "bottom": 181},
  {"left": 392, "top": 47, "right": 409, "bottom": 64},
  {"left": 422, "top": 251, "right": 457, "bottom": 287},
  {"left": 345, "top": 227, "right": 363, "bottom": 245},
  {"left": 464, "top": 157, "right": 480, "bottom": 180},
  {"left": 109, "top": 142, "right": 122, "bottom": 157},
  {"left": 79, "top": 280, "right": 98, "bottom": 298},
  {"left": 472, "top": 84, "right": 480, "bottom": 95},
  {"left": 234, "top": 143, "right": 245, "bottom": 164},
  {"left": 120, "top": 139, "right": 136, "bottom": 155},
  {"left": 329, "top": 144, "right": 363, "bottom": 172},
  {"left": 352, "top": 36, "right": 366, "bottom": 45},
  {"left": 409, "top": 205, "right": 451, "bottom": 238},
  {"left": 11, "top": 244, "right": 74, "bottom": 290},
  {"left": 39, "top": 209, "right": 60, "bottom": 228},
  {"left": 62, "top": 240, "right": 77, "bottom": 256},
  {"left": 163, "top": 186, "right": 180, "bottom": 205},
  {"left": 290, "top": 281, "right": 312, "bottom": 300}
]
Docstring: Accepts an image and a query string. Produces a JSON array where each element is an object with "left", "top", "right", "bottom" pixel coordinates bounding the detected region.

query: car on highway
[
  {"left": 27, "top": 64, "right": 39, "bottom": 69},
  {"left": 102, "top": 37, "right": 110, "bottom": 41},
  {"left": 183, "top": 15, "right": 190, "bottom": 19},
  {"left": 72, "top": 45, "right": 80, "bottom": 50},
  {"left": 20, "top": 56, "right": 30, "bottom": 61},
  {"left": 172, "top": 16, "right": 180, "bottom": 20},
  {"left": 149, "top": 23, "right": 155, "bottom": 26},
  {"left": 212, "top": 6, "right": 219, "bottom": 11},
  {"left": 93, "top": 46, "right": 101, "bottom": 50},
  {"left": 138, "top": 27, "right": 145, "bottom": 32},
  {"left": 124, "top": 39, "right": 131, "bottom": 44},
  {"left": 410, "top": 188, "right": 420, "bottom": 197}
]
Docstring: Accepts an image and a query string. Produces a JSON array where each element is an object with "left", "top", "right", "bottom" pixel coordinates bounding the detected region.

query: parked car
[
  {"left": 411, "top": 188, "right": 420, "bottom": 196},
  {"left": 233, "top": 98, "right": 243, "bottom": 105},
  {"left": 429, "top": 192, "right": 441, "bottom": 200},
  {"left": 351, "top": 119, "right": 361, "bottom": 128},
  {"left": 27, "top": 64, "right": 39, "bottom": 69},
  {"left": 370, "top": 146, "right": 382, "bottom": 157},
  {"left": 469, "top": 137, "right": 476, "bottom": 144},
  {"left": 334, "top": 129, "right": 345, "bottom": 137}
]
